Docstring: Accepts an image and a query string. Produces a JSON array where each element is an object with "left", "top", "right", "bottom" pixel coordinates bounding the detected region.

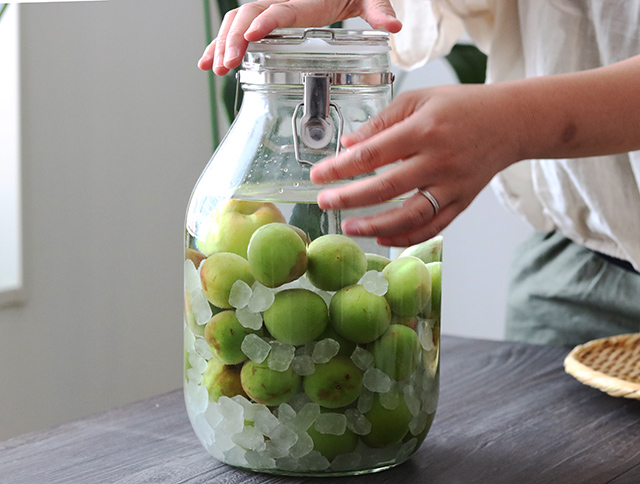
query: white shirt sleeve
[
  {"left": 388, "top": 0, "right": 496, "bottom": 70},
  {"left": 388, "top": 1, "right": 640, "bottom": 270}
]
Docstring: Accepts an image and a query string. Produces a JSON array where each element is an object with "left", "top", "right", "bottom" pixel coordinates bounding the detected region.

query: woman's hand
[
  {"left": 310, "top": 84, "right": 526, "bottom": 247},
  {"left": 197, "top": 0, "right": 401, "bottom": 76},
  {"left": 310, "top": 54, "right": 640, "bottom": 247}
]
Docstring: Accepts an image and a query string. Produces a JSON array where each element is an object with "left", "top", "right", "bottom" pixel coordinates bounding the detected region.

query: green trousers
[{"left": 505, "top": 231, "right": 640, "bottom": 347}]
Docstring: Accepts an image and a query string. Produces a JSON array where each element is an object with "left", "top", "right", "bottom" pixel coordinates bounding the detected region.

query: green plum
[
  {"left": 307, "top": 421, "right": 358, "bottom": 461},
  {"left": 329, "top": 284, "right": 391, "bottom": 344},
  {"left": 240, "top": 360, "right": 301, "bottom": 406},
  {"left": 362, "top": 394, "right": 413, "bottom": 448},
  {"left": 263, "top": 289, "right": 328, "bottom": 345},
  {"left": 247, "top": 223, "right": 308, "bottom": 288},
  {"left": 196, "top": 200, "right": 286, "bottom": 258},
  {"left": 303, "top": 356, "right": 363, "bottom": 408},
  {"left": 200, "top": 252, "right": 256, "bottom": 308},
  {"left": 425, "top": 262, "right": 442, "bottom": 318},
  {"left": 382, "top": 256, "right": 431, "bottom": 317},
  {"left": 365, "top": 253, "right": 392, "bottom": 272},
  {"left": 390, "top": 313, "right": 419, "bottom": 331},
  {"left": 184, "top": 289, "right": 204, "bottom": 338},
  {"left": 204, "top": 310, "right": 262, "bottom": 365},
  {"left": 399, "top": 235, "right": 443, "bottom": 264},
  {"left": 306, "top": 234, "right": 367, "bottom": 291},
  {"left": 184, "top": 349, "right": 192, "bottom": 379},
  {"left": 288, "top": 224, "right": 311, "bottom": 245},
  {"left": 201, "top": 357, "right": 247, "bottom": 402},
  {"left": 368, "top": 324, "right": 421, "bottom": 380},
  {"left": 185, "top": 247, "right": 206, "bottom": 269}
]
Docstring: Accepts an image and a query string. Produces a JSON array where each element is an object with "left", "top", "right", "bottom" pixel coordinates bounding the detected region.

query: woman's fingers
[
  {"left": 315, "top": 154, "right": 433, "bottom": 210},
  {"left": 311, "top": 133, "right": 413, "bottom": 187},
  {"left": 223, "top": 1, "right": 286, "bottom": 70},
  {"left": 312, "top": 99, "right": 428, "bottom": 184},
  {"left": 245, "top": 0, "right": 347, "bottom": 40},
  {"left": 340, "top": 188, "right": 445, "bottom": 237},
  {"left": 340, "top": 91, "right": 426, "bottom": 148},
  {"left": 360, "top": 0, "right": 402, "bottom": 32},
  {"left": 308, "top": 83, "right": 525, "bottom": 248},
  {"left": 374, "top": 204, "right": 458, "bottom": 247},
  {"left": 197, "top": 40, "right": 216, "bottom": 71},
  {"left": 198, "top": 1, "right": 280, "bottom": 75},
  {"left": 209, "top": 8, "right": 240, "bottom": 75},
  {"left": 199, "top": 0, "right": 401, "bottom": 75},
  {"left": 244, "top": 0, "right": 400, "bottom": 40}
]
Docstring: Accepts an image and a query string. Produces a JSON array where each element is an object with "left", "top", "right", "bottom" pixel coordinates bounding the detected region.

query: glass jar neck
[
  {"left": 209, "top": 46, "right": 393, "bottom": 203},
  {"left": 242, "top": 52, "right": 390, "bottom": 75},
  {"left": 237, "top": 49, "right": 393, "bottom": 162}
]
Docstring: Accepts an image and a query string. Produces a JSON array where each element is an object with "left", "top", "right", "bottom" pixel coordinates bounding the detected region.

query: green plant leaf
[
  {"left": 221, "top": 68, "right": 241, "bottom": 123},
  {"left": 290, "top": 204, "right": 329, "bottom": 241},
  {"left": 445, "top": 44, "right": 487, "bottom": 84},
  {"left": 204, "top": 0, "right": 241, "bottom": 150},
  {"left": 203, "top": 0, "right": 219, "bottom": 150},
  {"left": 217, "top": 0, "right": 241, "bottom": 124},
  {"left": 217, "top": 0, "right": 239, "bottom": 16}
]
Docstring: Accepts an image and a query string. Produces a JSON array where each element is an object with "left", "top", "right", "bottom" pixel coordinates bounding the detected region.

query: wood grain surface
[{"left": 2, "top": 336, "right": 639, "bottom": 484}]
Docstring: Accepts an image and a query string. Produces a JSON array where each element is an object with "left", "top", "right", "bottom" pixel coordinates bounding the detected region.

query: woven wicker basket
[{"left": 564, "top": 333, "right": 640, "bottom": 399}]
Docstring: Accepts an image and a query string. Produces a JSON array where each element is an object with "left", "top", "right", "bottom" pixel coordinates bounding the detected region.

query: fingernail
[
  {"left": 341, "top": 133, "right": 359, "bottom": 145},
  {"left": 310, "top": 169, "right": 322, "bottom": 183},
  {"left": 342, "top": 219, "right": 364, "bottom": 235},
  {"left": 387, "top": 14, "right": 402, "bottom": 25},
  {"left": 224, "top": 46, "right": 240, "bottom": 63},
  {"left": 310, "top": 164, "right": 329, "bottom": 182},
  {"left": 318, "top": 191, "right": 337, "bottom": 208},
  {"left": 246, "top": 19, "right": 261, "bottom": 38}
]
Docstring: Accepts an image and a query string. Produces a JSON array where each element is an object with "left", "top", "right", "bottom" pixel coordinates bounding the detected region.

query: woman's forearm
[{"left": 507, "top": 54, "right": 640, "bottom": 161}]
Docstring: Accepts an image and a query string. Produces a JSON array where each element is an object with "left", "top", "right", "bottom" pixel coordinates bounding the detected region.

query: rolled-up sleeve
[{"left": 389, "top": 0, "right": 495, "bottom": 69}]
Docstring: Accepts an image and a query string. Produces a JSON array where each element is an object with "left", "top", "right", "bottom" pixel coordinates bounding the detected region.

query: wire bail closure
[
  {"left": 235, "top": 28, "right": 393, "bottom": 164},
  {"left": 292, "top": 73, "right": 344, "bottom": 166}
]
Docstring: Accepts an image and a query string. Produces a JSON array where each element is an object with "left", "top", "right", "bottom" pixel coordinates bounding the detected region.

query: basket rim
[{"left": 564, "top": 333, "right": 640, "bottom": 399}]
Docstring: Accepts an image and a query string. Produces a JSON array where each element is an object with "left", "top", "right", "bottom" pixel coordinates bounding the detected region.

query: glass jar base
[{"left": 225, "top": 458, "right": 408, "bottom": 478}]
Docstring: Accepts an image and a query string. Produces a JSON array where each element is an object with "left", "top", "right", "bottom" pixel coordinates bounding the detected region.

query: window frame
[{"left": 0, "top": 4, "right": 25, "bottom": 307}]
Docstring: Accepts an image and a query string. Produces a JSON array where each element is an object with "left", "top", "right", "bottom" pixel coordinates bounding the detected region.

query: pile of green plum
[{"left": 184, "top": 199, "right": 442, "bottom": 475}]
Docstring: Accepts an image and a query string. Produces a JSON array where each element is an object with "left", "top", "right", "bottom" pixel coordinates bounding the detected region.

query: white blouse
[{"left": 389, "top": 0, "right": 640, "bottom": 270}]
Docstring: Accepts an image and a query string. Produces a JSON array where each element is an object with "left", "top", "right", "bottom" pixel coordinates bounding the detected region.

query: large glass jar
[{"left": 184, "top": 28, "right": 442, "bottom": 476}]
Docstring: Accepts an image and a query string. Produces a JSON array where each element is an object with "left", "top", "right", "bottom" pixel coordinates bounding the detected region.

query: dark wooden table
[{"left": 2, "top": 336, "right": 640, "bottom": 483}]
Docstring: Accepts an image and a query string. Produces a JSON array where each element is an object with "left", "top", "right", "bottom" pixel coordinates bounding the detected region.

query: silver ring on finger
[{"left": 417, "top": 188, "right": 440, "bottom": 216}]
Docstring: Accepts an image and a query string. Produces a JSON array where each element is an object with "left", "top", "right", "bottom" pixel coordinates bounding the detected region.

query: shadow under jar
[{"left": 184, "top": 28, "right": 442, "bottom": 476}]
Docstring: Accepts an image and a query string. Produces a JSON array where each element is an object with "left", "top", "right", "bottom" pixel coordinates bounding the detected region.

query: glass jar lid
[
  {"left": 246, "top": 28, "right": 391, "bottom": 54},
  {"left": 241, "top": 28, "right": 393, "bottom": 87}
]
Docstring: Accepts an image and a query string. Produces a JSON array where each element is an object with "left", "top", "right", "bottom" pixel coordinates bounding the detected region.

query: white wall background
[
  {"left": 0, "top": 0, "right": 211, "bottom": 441},
  {"left": 0, "top": 5, "right": 530, "bottom": 441}
]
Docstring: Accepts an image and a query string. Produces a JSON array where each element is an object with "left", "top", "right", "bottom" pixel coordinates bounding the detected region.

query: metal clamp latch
[{"left": 292, "top": 73, "right": 344, "bottom": 166}]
